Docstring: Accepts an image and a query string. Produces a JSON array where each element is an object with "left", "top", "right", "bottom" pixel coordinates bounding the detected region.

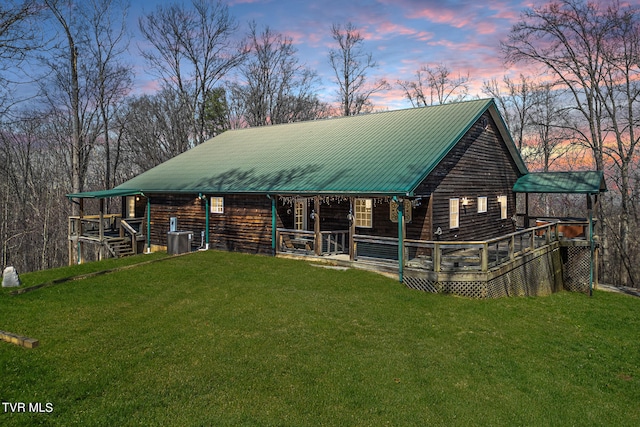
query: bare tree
[
  {"left": 527, "top": 82, "right": 573, "bottom": 173},
  {"left": 399, "top": 64, "right": 469, "bottom": 107},
  {"left": 596, "top": 3, "right": 640, "bottom": 287},
  {"left": 1, "top": 111, "right": 69, "bottom": 271},
  {"left": 228, "top": 22, "right": 325, "bottom": 127},
  {"left": 138, "top": 0, "right": 247, "bottom": 146},
  {"left": 0, "top": 0, "right": 41, "bottom": 110},
  {"left": 503, "top": 0, "right": 609, "bottom": 171},
  {"left": 504, "top": 0, "right": 640, "bottom": 286},
  {"left": 482, "top": 74, "right": 536, "bottom": 152},
  {"left": 328, "top": 22, "right": 389, "bottom": 116},
  {"left": 85, "top": 0, "right": 132, "bottom": 196},
  {"left": 120, "top": 89, "right": 193, "bottom": 174},
  {"left": 43, "top": 0, "right": 86, "bottom": 209}
]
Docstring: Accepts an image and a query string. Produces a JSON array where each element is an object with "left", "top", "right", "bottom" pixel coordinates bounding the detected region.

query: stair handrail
[{"left": 120, "top": 219, "right": 138, "bottom": 254}]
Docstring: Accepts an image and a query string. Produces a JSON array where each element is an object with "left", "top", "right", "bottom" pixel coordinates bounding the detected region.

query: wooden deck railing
[
  {"left": 68, "top": 214, "right": 121, "bottom": 240},
  {"left": 321, "top": 230, "right": 349, "bottom": 255},
  {"left": 277, "top": 229, "right": 316, "bottom": 253},
  {"left": 278, "top": 220, "right": 590, "bottom": 273}
]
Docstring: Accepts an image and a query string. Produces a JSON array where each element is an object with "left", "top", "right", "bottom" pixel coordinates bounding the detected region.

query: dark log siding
[
  {"left": 407, "top": 197, "right": 432, "bottom": 240},
  {"left": 149, "top": 195, "right": 205, "bottom": 248},
  {"left": 149, "top": 194, "right": 273, "bottom": 254},
  {"left": 414, "top": 112, "right": 521, "bottom": 241},
  {"left": 210, "top": 195, "right": 273, "bottom": 254}
]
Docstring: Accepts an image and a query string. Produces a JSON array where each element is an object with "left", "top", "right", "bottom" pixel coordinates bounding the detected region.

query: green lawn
[{"left": 1, "top": 250, "right": 639, "bottom": 426}]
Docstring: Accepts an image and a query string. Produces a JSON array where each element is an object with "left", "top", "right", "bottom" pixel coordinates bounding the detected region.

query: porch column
[
  {"left": 270, "top": 195, "right": 277, "bottom": 256},
  {"left": 314, "top": 196, "right": 321, "bottom": 256},
  {"left": 396, "top": 197, "right": 405, "bottom": 283},
  {"left": 201, "top": 194, "right": 210, "bottom": 250},
  {"left": 525, "top": 193, "right": 530, "bottom": 228},
  {"left": 349, "top": 197, "right": 356, "bottom": 261},
  {"left": 145, "top": 197, "right": 151, "bottom": 253},
  {"left": 78, "top": 199, "right": 84, "bottom": 264},
  {"left": 98, "top": 198, "right": 105, "bottom": 260}
]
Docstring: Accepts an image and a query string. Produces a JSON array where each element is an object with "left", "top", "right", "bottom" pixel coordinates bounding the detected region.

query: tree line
[{"left": 1, "top": 0, "right": 638, "bottom": 287}]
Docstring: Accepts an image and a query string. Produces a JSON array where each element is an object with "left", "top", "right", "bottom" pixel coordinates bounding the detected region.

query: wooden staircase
[{"left": 104, "top": 237, "right": 135, "bottom": 258}]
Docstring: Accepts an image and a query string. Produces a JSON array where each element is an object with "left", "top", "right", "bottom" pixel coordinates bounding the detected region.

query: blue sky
[{"left": 126, "top": 0, "right": 631, "bottom": 110}]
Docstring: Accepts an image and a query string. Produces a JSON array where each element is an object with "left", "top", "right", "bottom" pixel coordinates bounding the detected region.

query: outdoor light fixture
[{"left": 461, "top": 197, "right": 469, "bottom": 206}]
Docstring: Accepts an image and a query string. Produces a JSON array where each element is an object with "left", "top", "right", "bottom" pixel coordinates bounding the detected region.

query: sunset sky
[{"left": 128, "top": 0, "right": 631, "bottom": 110}]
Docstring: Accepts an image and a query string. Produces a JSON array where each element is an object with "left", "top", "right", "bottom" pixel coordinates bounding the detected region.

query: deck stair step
[{"left": 104, "top": 237, "right": 135, "bottom": 258}]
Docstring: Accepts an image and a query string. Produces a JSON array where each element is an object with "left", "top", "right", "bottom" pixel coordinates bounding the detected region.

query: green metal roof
[
  {"left": 513, "top": 171, "right": 607, "bottom": 194},
  {"left": 70, "top": 99, "right": 527, "bottom": 198}
]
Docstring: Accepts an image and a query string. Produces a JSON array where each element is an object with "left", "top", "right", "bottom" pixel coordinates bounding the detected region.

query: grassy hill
[{"left": 1, "top": 251, "right": 639, "bottom": 426}]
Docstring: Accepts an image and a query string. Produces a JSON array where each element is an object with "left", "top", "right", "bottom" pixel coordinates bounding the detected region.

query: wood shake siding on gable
[{"left": 414, "top": 113, "right": 520, "bottom": 241}]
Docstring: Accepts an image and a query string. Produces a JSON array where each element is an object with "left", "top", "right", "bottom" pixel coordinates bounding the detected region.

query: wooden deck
[
  {"left": 68, "top": 215, "right": 145, "bottom": 263},
  {"left": 276, "top": 220, "right": 594, "bottom": 298}
]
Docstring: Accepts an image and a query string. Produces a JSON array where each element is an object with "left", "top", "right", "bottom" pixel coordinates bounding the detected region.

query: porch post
[
  {"left": 314, "top": 196, "right": 321, "bottom": 256},
  {"left": 270, "top": 195, "right": 277, "bottom": 256},
  {"left": 525, "top": 193, "right": 530, "bottom": 228},
  {"left": 78, "top": 199, "right": 84, "bottom": 264},
  {"left": 396, "top": 197, "right": 405, "bottom": 283},
  {"left": 202, "top": 194, "right": 210, "bottom": 250},
  {"left": 349, "top": 197, "right": 356, "bottom": 261},
  {"left": 145, "top": 197, "right": 151, "bottom": 253},
  {"left": 98, "top": 198, "right": 105, "bottom": 260}
]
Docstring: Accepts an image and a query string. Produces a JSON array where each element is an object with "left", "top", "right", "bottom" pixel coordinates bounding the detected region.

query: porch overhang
[
  {"left": 66, "top": 189, "right": 145, "bottom": 199},
  {"left": 513, "top": 171, "right": 607, "bottom": 194}
]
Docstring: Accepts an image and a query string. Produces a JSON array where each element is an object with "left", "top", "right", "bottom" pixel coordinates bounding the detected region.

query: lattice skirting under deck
[
  {"left": 562, "top": 246, "right": 591, "bottom": 294},
  {"left": 403, "top": 247, "right": 566, "bottom": 299}
]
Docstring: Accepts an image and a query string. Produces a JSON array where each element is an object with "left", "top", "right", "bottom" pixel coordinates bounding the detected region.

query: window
[
  {"left": 477, "top": 196, "right": 487, "bottom": 213},
  {"left": 497, "top": 195, "right": 508, "bottom": 219},
  {"left": 355, "top": 198, "right": 373, "bottom": 228},
  {"left": 449, "top": 198, "right": 459, "bottom": 229},
  {"left": 210, "top": 197, "right": 224, "bottom": 214},
  {"left": 294, "top": 199, "right": 307, "bottom": 230}
]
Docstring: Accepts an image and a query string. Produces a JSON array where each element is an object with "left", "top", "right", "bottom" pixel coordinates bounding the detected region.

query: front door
[{"left": 294, "top": 199, "right": 308, "bottom": 230}]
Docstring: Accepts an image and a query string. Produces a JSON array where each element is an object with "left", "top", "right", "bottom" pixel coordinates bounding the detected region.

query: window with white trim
[
  {"left": 355, "top": 198, "right": 373, "bottom": 228},
  {"left": 477, "top": 196, "right": 487, "bottom": 213},
  {"left": 210, "top": 197, "right": 224, "bottom": 214},
  {"left": 497, "top": 195, "right": 508, "bottom": 219},
  {"left": 449, "top": 198, "right": 459, "bottom": 229}
]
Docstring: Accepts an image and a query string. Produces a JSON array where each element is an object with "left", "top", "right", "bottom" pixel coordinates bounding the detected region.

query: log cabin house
[{"left": 68, "top": 99, "right": 606, "bottom": 298}]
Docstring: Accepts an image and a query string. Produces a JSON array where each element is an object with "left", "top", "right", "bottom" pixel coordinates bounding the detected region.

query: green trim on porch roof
[
  {"left": 106, "top": 99, "right": 526, "bottom": 197},
  {"left": 513, "top": 171, "right": 607, "bottom": 194},
  {"left": 66, "top": 189, "right": 145, "bottom": 199}
]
